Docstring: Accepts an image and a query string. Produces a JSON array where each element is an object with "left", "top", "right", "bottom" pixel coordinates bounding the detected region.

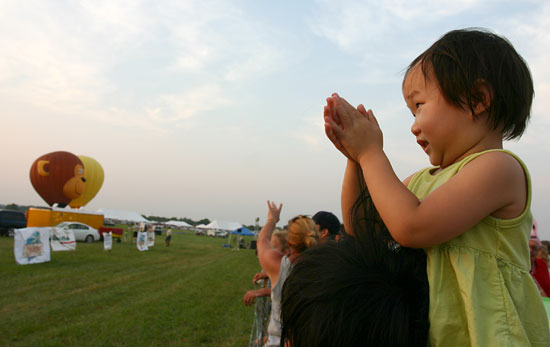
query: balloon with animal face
[
  {"left": 29, "top": 151, "right": 86, "bottom": 207},
  {"left": 69, "top": 155, "right": 104, "bottom": 208}
]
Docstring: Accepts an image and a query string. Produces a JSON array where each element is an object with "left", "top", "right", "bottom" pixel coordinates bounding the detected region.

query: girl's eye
[{"left": 415, "top": 103, "right": 422, "bottom": 110}]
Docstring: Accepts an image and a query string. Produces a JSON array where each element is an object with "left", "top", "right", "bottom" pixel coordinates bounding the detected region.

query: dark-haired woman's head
[{"left": 281, "top": 237, "right": 428, "bottom": 346}]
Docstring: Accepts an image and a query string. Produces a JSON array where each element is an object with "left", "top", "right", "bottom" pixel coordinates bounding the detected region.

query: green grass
[{"left": 0, "top": 229, "right": 261, "bottom": 346}]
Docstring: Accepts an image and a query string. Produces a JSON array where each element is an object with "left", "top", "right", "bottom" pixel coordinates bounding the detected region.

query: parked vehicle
[
  {"left": 54, "top": 222, "right": 101, "bottom": 242},
  {"left": 0, "top": 209, "right": 27, "bottom": 236},
  {"left": 103, "top": 219, "right": 116, "bottom": 226},
  {"left": 216, "top": 230, "right": 228, "bottom": 238},
  {"left": 154, "top": 224, "right": 163, "bottom": 235}
]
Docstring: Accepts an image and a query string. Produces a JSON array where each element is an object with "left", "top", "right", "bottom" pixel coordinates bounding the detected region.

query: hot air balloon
[
  {"left": 69, "top": 156, "right": 104, "bottom": 208},
  {"left": 29, "top": 151, "right": 86, "bottom": 207}
]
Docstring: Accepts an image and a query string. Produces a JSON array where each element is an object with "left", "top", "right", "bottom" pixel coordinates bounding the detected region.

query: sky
[{"left": 1, "top": 0, "right": 549, "bottom": 239}]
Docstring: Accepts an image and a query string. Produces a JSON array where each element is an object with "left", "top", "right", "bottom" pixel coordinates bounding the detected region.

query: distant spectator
[
  {"left": 132, "top": 224, "right": 138, "bottom": 243},
  {"left": 165, "top": 228, "right": 172, "bottom": 247},
  {"left": 245, "top": 229, "right": 290, "bottom": 347},
  {"left": 243, "top": 229, "right": 290, "bottom": 307},
  {"left": 257, "top": 201, "right": 318, "bottom": 347},
  {"left": 270, "top": 229, "right": 289, "bottom": 256},
  {"left": 531, "top": 218, "right": 540, "bottom": 242},
  {"left": 336, "top": 223, "right": 346, "bottom": 241},
  {"left": 537, "top": 243, "right": 550, "bottom": 267},
  {"left": 312, "top": 211, "right": 340, "bottom": 243},
  {"left": 530, "top": 238, "right": 550, "bottom": 297}
]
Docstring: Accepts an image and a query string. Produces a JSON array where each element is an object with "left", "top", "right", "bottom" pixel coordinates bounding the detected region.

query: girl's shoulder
[
  {"left": 457, "top": 150, "right": 528, "bottom": 191},
  {"left": 458, "top": 149, "right": 527, "bottom": 172},
  {"left": 408, "top": 149, "right": 528, "bottom": 186}
]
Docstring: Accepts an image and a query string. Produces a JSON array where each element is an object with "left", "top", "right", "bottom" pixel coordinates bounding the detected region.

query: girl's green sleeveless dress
[{"left": 408, "top": 149, "right": 549, "bottom": 346}]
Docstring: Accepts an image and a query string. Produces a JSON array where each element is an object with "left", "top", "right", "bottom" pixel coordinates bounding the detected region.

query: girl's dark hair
[
  {"left": 280, "top": 166, "right": 429, "bottom": 346},
  {"left": 407, "top": 28, "right": 533, "bottom": 140}
]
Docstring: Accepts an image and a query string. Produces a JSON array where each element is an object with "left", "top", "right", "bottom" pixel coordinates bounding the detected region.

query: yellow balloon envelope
[{"left": 69, "top": 156, "right": 104, "bottom": 208}]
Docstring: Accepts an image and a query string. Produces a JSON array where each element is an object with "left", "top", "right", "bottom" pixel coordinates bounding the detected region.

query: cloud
[
  {"left": 163, "top": 1, "right": 287, "bottom": 82},
  {"left": 146, "top": 84, "right": 232, "bottom": 122},
  {"left": 310, "top": 0, "right": 479, "bottom": 53},
  {"left": 0, "top": 1, "right": 137, "bottom": 119},
  {"left": 507, "top": 3, "right": 550, "bottom": 123},
  {"left": 0, "top": 0, "right": 289, "bottom": 134},
  {"left": 309, "top": 1, "right": 547, "bottom": 79},
  {"left": 292, "top": 114, "right": 329, "bottom": 149}
]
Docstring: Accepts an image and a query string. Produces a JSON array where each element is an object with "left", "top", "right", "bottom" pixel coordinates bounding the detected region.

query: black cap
[{"left": 312, "top": 211, "right": 340, "bottom": 236}]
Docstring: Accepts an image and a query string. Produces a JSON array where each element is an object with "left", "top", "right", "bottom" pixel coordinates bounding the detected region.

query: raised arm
[{"left": 257, "top": 201, "right": 285, "bottom": 284}]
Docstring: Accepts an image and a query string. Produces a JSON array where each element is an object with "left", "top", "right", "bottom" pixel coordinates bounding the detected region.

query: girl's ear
[{"left": 471, "top": 80, "right": 492, "bottom": 117}]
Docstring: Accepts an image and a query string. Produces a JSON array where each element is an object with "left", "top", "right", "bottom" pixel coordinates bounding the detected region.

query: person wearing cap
[{"left": 312, "top": 211, "right": 341, "bottom": 243}]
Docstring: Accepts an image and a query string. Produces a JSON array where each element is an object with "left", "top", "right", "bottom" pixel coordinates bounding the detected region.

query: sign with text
[
  {"left": 14, "top": 228, "right": 51, "bottom": 265},
  {"left": 137, "top": 231, "right": 148, "bottom": 251},
  {"left": 147, "top": 231, "right": 155, "bottom": 247},
  {"left": 51, "top": 228, "right": 76, "bottom": 251},
  {"left": 104, "top": 232, "right": 112, "bottom": 251}
]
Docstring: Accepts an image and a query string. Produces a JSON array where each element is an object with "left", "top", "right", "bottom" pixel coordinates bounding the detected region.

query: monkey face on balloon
[
  {"left": 30, "top": 151, "right": 87, "bottom": 207},
  {"left": 63, "top": 163, "right": 86, "bottom": 200}
]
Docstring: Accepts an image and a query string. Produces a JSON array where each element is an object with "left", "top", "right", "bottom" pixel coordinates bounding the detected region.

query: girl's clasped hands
[{"left": 323, "top": 93, "right": 383, "bottom": 163}]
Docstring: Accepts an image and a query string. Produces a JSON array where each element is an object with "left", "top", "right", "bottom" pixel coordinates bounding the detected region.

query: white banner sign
[
  {"left": 147, "top": 231, "right": 155, "bottom": 247},
  {"left": 50, "top": 228, "right": 76, "bottom": 251},
  {"left": 14, "top": 228, "right": 51, "bottom": 265},
  {"left": 137, "top": 231, "right": 148, "bottom": 251},
  {"left": 104, "top": 232, "right": 112, "bottom": 251}
]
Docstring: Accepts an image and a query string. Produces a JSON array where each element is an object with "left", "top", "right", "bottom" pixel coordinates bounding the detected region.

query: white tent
[
  {"left": 96, "top": 208, "right": 149, "bottom": 223},
  {"left": 205, "top": 220, "right": 243, "bottom": 231},
  {"left": 166, "top": 220, "right": 193, "bottom": 228}
]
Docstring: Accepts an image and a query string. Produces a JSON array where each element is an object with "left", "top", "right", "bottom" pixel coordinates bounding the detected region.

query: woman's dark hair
[
  {"left": 280, "top": 166, "right": 429, "bottom": 346},
  {"left": 406, "top": 28, "right": 533, "bottom": 140}
]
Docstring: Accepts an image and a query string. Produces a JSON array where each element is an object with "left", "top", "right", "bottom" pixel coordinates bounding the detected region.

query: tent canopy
[
  {"left": 205, "top": 220, "right": 243, "bottom": 231},
  {"left": 231, "top": 227, "right": 254, "bottom": 236},
  {"left": 96, "top": 208, "right": 149, "bottom": 223},
  {"left": 166, "top": 220, "right": 192, "bottom": 228}
]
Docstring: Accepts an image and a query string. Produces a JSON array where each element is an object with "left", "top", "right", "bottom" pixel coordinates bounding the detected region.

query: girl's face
[{"left": 402, "top": 64, "right": 474, "bottom": 169}]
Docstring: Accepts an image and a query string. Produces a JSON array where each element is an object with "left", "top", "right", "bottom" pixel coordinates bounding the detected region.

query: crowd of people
[{"left": 243, "top": 27, "right": 549, "bottom": 347}]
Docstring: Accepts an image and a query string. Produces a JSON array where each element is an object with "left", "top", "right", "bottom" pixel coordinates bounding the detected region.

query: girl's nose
[{"left": 411, "top": 119, "right": 421, "bottom": 136}]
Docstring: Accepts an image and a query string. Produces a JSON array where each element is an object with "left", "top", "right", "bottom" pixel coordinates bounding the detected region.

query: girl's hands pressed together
[
  {"left": 324, "top": 93, "right": 383, "bottom": 163},
  {"left": 324, "top": 97, "right": 353, "bottom": 160}
]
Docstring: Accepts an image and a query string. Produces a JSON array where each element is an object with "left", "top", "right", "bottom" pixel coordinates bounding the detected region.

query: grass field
[{"left": 0, "top": 229, "right": 261, "bottom": 346}]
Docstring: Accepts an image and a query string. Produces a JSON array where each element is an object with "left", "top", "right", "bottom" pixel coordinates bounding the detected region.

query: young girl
[{"left": 324, "top": 28, "right": 549, "bottom": 346}]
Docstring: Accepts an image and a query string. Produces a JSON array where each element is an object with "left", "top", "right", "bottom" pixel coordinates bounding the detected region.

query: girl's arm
[
  {"left": 257, "top": 201, "right": 284, "bottom": 284},
  {"left": 326, "top": 99, "right": 413, "bottom": 237},
  {"left": 340, "top": 159, "right": 360, "bottom": 235},
  {"left": 360, "top": 151, "right": 526, "bottom": 247},
  {"left": 326, "top": 94, "right": 526, "bottom": 248}
]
